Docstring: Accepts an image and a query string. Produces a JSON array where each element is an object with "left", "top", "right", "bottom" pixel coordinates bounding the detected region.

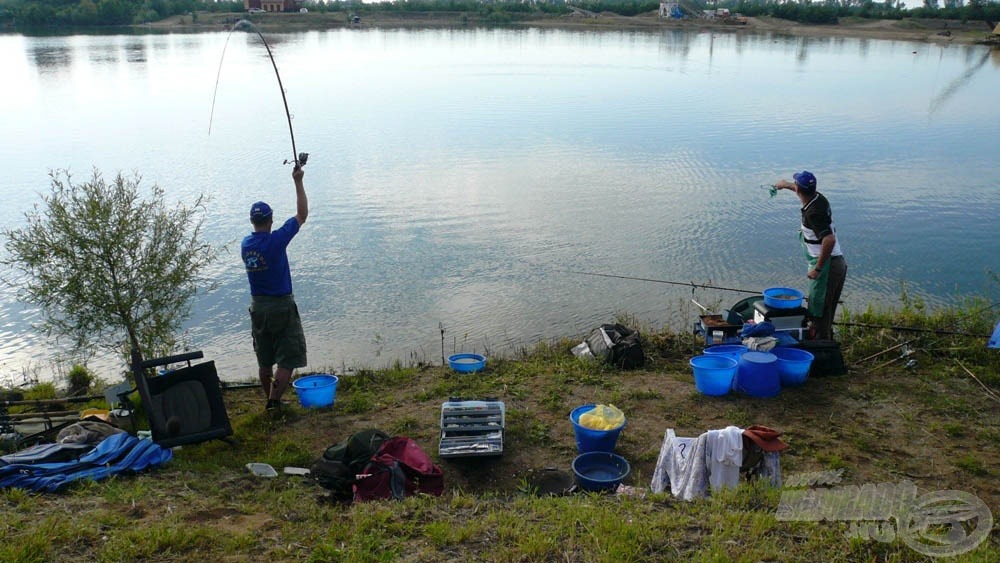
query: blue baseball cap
[
  {"left": 250, "top": 201, "right": 273, "bottom": 221},
  {"left": 793, "top": 171, "right": 817, "bottom": 192}
]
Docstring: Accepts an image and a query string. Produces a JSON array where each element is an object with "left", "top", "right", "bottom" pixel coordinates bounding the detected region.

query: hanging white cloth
[{"left": 705, "top": 426, "right": 743, "bottom": 491}]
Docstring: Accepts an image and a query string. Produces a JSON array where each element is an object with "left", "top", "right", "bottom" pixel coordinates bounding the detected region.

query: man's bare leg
[{"left": 258, "top": 366, "right": 273, "bottom": 400}]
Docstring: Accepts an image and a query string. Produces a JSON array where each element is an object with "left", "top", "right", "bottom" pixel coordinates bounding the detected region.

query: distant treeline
[
  {"left": 0, "top": 0, "right": 243, "bottom": 27},
  {"left": 725, "top": 0, "right": 1000, "bottom": 25},
  {"left": 1, "top": 0, "right": 997, "bottom": 28}
]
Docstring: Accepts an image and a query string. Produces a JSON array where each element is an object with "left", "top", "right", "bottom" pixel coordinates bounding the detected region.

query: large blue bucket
[
  {"left": 703, "top": 344, "right": 749, "bottom": 365},
  {"left": 735, "top": 352, "right": 781, "bottom": 397},
  {"left": 570, "top": 405, "right": 625, "bottom": 453}
]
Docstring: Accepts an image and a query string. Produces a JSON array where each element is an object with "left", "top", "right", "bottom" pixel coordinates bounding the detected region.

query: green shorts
[{"left": 249, "top": 295, "right": 307, "bottom": 369}]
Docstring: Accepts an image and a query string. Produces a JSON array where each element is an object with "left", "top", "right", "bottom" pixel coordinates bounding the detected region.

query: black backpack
[{"left": 311, "top": 429, "right": 389, "bottom": 500}]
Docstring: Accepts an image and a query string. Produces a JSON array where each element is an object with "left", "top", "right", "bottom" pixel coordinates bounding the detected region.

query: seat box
[{"left": 753, "top": 301, "right": 807, "bottom": 331}]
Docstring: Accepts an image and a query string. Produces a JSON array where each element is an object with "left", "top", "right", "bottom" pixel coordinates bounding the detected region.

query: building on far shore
[{"left": 244, "top": 0, "right": 302, "bottom": 12}]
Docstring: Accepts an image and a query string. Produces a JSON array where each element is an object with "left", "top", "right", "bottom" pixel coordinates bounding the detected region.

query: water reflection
[
  {"left": 928, "top": 49, "right": 990, "bottom": 114},
  {"left": 28, "top": 44, "right": 72, "bottom": 72},
  {"left": 124, "top": 39, "right": 146, "bottom": 63}
]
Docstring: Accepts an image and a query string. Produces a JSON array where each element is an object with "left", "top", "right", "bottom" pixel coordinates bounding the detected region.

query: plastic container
[
  {"left": 570, "top": 404, "right": 626, "bottom": 453},
  {"left": 689, "top": 355, "right": 738, "bottom": 396},
  {"left": 80, "top": 408, "right": 110, "bottom": 421},
  {"left": 703, "top": 344, "right": 749, "bottom": 364},
  {"left": 772, "top": 347, "right": 815, "bottom": 386},
  {"left": 292, "top": 374, "right": 338, "bottom": 408},
  {"left": 735, "top": 352, "right": 781, "bottom": 397},
  {"left": 762, "top": 287, "right": 804, "bottom": 309},
  {"left": 246, "top": 462, "right": 278, "bottom": 477},
  {"left": 448, "top": 353, "right": 486, "bottom": 373},
  {"left": 572, "top": 451, "right": 631, "bottom": 492}
]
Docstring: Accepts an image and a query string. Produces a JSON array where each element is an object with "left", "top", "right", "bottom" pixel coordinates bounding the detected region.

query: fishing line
[
  {"left": 559, "top": 270, "right": 761, "bottom": 295},
  {"left": 208, "top": 19, "right": 307, "bottom": 167}
]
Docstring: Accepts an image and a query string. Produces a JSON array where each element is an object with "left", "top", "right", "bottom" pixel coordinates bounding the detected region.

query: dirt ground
[{"left": 221, "top": 336, "right": 999, "bottom": 510}]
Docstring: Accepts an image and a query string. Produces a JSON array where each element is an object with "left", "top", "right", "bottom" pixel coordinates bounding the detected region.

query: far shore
[{"left": 147, "top": 11, "right": 999, "bottom": 46}]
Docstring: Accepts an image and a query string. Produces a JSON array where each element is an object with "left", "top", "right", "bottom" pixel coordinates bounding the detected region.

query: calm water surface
[{"left": 1, "top": 28, "right": 998, "bottom": 383}]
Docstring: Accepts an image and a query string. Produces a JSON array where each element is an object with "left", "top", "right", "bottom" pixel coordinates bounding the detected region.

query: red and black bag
[{"left": 354, "top": 436, "right": 444, "bottom": 501}]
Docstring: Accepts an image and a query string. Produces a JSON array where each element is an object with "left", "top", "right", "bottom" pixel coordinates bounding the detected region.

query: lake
[{"left": 1, "top": 26, "right": 998, "bottom": 385}]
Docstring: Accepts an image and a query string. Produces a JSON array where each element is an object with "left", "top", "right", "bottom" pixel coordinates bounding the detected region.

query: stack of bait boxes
[{"left": 438, "top": 400, "right": 505, "bottom": 458}]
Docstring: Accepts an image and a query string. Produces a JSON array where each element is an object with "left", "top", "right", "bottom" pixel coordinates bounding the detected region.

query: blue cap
[
  {"left": 250, "top": 201, "right": 272, "bottom": 221},
  {"left": 793, "top": 171, "right": 817, "bottom": 192}
]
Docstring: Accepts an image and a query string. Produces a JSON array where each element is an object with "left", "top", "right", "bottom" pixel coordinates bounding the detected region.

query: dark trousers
[{"left": 815, "top": 256, "right": 847, "bottom": 340}]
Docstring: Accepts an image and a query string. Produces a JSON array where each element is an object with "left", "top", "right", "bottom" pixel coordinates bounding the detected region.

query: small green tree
[{"left": 2, "top": 169, "right": 217, "bottom": 366}]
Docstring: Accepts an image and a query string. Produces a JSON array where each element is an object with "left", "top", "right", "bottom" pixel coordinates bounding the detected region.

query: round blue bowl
[
  {"left": 689, "top": 355, "right": 738, "bottom": 396},
  {"left": 292, "top": 374, "right": 338, "bottom": 408},
  {"left": 570, "top": 404, "right": 626, "bottom": 453},
  {"left": 763, "top": 287, "right": 804, "bottom": 309},
  {"left": 448, "top": 353, "right": 486, "bottom": 373},
  {"left": 772, "top": 347, "right": 815, "bottom": 386},
  {"left": 572, "top": 451, "right": 631, "bottom": 492}
]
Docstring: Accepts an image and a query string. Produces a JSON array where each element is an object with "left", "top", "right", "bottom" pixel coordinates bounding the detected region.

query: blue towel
[
  {"left": 742, "top": 321, "right": 775, "bottom": 338},
  {"left": 0, "top": 433, "right": 172, "bottom": 492}
]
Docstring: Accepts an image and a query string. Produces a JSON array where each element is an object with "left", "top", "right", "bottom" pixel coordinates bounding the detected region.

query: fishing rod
[
  {"left": 560, "top": 270, "right": 762, "bottom": 295},
  {"left": 209, "top": 20, "right": 308, "bottom": 167},
  {"left": 831, "top": 321, "right": 991, "bottom": 339}
]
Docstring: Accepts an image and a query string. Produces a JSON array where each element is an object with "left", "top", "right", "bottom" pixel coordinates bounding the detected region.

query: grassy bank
[{"left": 2, "top": 300, "right": 999, "bottom": 561}]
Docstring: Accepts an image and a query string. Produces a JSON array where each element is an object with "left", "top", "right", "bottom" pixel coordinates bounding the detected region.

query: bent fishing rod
[{"left": 209, "top": 20, "right": 308, "bottom": 167}]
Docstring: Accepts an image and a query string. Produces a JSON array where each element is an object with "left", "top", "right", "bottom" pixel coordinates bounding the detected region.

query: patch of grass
[
  {"left": 387, "top": 415, "right": 421, "bottom": 435},
  {"left": 954, "top": 454, "right": 988, "bottom": 476},
  {"left": 943, "top": 422, "right": 966, "bottom": 437},
  {"left": 815, "top": 452, "right": 848, "bottom": 471},
  {"left": 337, "top": 389, "right": 377, "bottom": 413}
]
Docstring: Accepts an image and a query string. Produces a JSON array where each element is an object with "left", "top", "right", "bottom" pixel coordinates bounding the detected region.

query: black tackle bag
[{"left": 585, "top": 323, "right": 645, "bottom": 370}]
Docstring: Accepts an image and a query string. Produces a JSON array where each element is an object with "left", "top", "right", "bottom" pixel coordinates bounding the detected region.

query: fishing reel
[{"left": 284, "top": 152, "right": 309, "bottom": 167}]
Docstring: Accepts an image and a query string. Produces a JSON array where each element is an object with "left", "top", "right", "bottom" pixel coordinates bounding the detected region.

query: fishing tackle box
[{"left": 438, "top": 399, "right": 505, "bottom": 458}]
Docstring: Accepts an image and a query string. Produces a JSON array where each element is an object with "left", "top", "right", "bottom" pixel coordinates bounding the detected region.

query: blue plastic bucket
[
  {"left": 292, "top": 374, "right": 338, "bottom": 408},
  {"left": 569, "top": 404, "right": 625, "bottom": 453},
  {"left": 572, "top": 451, "right": 631, "bottom": 492},
  {"left": 703, "top": 344, "right": 749, "bottom": 365},
  {"left": 735, "top": 352, "right": 781, "bottom": 397},
  {"left": 689, "top": 355, "right": 738, "bottom": 396},
  {"left": 772, "top": 347, "right": 814, "bottom": 386}
]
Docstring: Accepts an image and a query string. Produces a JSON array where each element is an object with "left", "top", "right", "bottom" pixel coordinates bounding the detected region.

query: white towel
[
  {"left": 706, "top": 426, "right": 743, "bottom": 491},
  {"left": 743, "top": 336, "right": 778, "bottom": 352}
]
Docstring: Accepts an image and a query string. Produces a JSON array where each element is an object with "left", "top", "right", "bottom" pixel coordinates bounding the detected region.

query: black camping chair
[
  {"left": 130, "top": 349, "right": 233, "bottom": 448},
  {"left": 729, "top": 295, "right": 764, "bottom": 324}
]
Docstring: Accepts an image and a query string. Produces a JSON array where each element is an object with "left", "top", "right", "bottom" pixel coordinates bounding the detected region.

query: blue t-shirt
[{"left": 241, "top": 216, "right": 300, "bottom": 296}]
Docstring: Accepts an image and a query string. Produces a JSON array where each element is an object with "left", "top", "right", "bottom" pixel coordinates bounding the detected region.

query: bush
[{"left": 67, "top": 364, "right": 95, "bottom": 397}]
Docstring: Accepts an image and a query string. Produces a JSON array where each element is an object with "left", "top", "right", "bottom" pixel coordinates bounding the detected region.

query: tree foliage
[
  {"left": 3, "top": 0, "right": 241, "bottom": 27},
  {"left": 2, "top": 169, "right": 218, "bottom": 364}
]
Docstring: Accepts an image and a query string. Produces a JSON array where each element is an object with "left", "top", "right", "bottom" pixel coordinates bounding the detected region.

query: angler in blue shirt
[{"left": 241, "top": 165, "right": 309, "bottom": 411}]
